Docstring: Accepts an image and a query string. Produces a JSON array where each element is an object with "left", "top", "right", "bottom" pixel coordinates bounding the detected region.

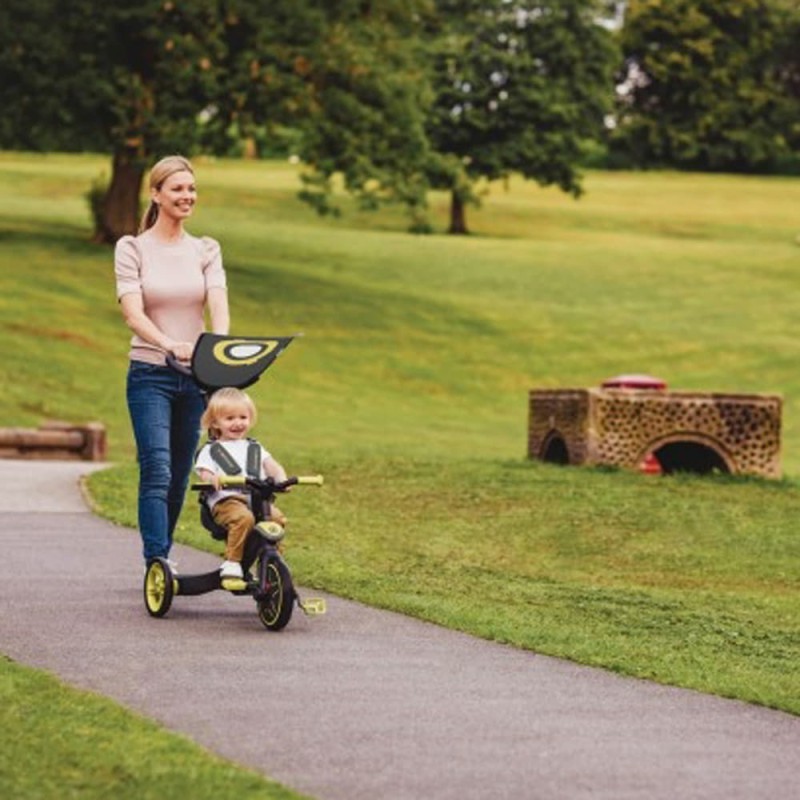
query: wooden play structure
[{"left": 528, "top": 376, "right": 782, "bottom": 478}]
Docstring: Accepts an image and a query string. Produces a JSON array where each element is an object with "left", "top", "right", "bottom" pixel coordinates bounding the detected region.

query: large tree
[
  {"left": 424, "top": 0, "right": 619, "bottom": 233},
  {"left": 0, "top": 0, "right": 432, "bottom": 241},
  {"left": 267, "top": 2, "right": 433, "bottom": 222},
  {"left": 772, "top": 0, "right": 800, "bottom": 156},
  {"left": 197, "top": 1, "right": 432, "bottom": 222},
  {"left": 1, "top": 0, "right": 230, "bottom": 240},
  {"left": 612, "top": 0, "right": 799, "bottom": 171}
]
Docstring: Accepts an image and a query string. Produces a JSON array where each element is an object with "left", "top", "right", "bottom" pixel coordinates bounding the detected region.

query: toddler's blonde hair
[{"left": 201, "top": 387, "right": 257, "bottom": 439}]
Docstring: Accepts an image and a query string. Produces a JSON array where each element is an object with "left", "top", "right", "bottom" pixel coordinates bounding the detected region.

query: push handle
[{"left": 165, "top": 351, "right": 193, "bottom": 377}]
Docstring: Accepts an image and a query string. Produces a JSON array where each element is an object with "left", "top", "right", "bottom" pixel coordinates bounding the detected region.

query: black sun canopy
[{"left": 190, "top": 333, "right": 295, "bottom": 391}]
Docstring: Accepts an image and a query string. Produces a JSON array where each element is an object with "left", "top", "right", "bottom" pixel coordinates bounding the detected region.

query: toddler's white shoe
[{"left": 220, "top": 560, "right": 243, "bottom": 579}]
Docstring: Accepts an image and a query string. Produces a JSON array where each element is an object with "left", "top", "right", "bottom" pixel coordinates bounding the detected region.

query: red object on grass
[
  {"left": 639, "top": 452, "right": 663, "bottom": 475},
  {"left": 601, "top": 374, "right": 667, "bottom": 390}
]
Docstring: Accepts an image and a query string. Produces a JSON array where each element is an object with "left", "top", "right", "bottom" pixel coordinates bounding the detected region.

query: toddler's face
[{"left": 215, "top": 405, "right": 252, "bottom": 440}]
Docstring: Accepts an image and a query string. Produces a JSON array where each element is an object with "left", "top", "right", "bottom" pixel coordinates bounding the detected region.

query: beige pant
[
  {"left": 211, "top": 497, "right": 255, "bottom": 562},
  {"left": 211, "top": 497, "right": 287, "bottom": 562}
]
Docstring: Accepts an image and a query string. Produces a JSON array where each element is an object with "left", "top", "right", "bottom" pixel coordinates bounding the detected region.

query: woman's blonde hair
[
  {"left": 139, "top": 154, "right": 195, "bottom": 233},
  {"left": 201, "top": 387, "right": 258, "bottom": 439}
]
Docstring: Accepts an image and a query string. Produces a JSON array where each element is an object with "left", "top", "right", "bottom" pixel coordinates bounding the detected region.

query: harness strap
[
  {"left": 246, "top": 440, "right": 261, "bottom": 478},
  {"left": 208, "top": 440, "right": 261, "bottom": 478},
  {"left": 208, "top": 442, "right": 241, "bottom": 475}
]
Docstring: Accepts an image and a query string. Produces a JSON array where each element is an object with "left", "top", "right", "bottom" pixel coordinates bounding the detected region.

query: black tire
[
  {"left": 144, "top": 558, "right": 174, "bottom": 618},
  {"left": 257, "top": 556, "right": 294, "bottom": 631}
]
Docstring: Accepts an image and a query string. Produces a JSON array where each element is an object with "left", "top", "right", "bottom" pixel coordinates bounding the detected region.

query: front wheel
[
  {"left": 144, "top": 558, "right": 174, "bottom": 617},
  {"left": 256, "top": 556, "right": 294, "bottom": 631}
]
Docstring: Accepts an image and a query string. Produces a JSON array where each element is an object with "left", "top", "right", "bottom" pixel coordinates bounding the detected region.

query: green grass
[
  {"left": 0, "top": 656, "right": 306, "bottom": 800},
  {"left": 1, "top": 152, "right": 799, "bottom": 795},
  {"left": 91, "top": 456, "right": 800, "bottom": 715}
]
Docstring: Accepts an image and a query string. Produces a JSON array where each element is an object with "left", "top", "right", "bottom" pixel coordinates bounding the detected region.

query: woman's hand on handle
[
  {"left": 165, "top": 351, "right": 193, "bottom": 376},
  {"left": 167, "top": 340, "right": 194, "bottom": 363}
]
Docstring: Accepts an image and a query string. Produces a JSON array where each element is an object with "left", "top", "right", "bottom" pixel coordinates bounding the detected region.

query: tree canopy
[
  {"left": 1, "top": 0, "right": 432, "bottom": 240},
  {"left": 425, "top": 0, "right": 619, "bottom": 232},
  {"left": 2, "top": 0, "right": 799, "bottom": 239},
  {"left": 612, "top": 0, "right": 800, "bottom": 172}
]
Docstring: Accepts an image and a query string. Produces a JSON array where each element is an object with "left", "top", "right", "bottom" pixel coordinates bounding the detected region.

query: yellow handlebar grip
[
  {"left": 297, "top": 475, "right": 324, "bottom": 486},
  {"left": 218, "top": 475, "right": 247, "bottom": 487}
]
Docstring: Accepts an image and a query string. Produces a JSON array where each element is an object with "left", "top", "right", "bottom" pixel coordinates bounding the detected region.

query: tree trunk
[
  {"left": 448, "top": 190, "right": 469, "bottom": 235},
  {"left": 94, "top": 149, "right": 146, "bottom": 244}
]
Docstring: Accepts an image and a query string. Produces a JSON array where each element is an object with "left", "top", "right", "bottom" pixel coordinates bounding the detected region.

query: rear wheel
[
  {"left": 144, "top": 558, "right": 174, "bottom": 617},
  {"left": 257, "top": 557, "right": 294, "bottom": 631}
]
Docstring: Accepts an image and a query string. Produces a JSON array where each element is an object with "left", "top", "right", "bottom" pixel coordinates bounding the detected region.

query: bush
[{"left": 85, "top": 172, "right": 108, "bottom": 240}]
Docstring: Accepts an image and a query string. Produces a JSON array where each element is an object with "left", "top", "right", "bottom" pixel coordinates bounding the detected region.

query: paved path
[{"left": 1, "top": 459, "right": 798, "bottom": 800}]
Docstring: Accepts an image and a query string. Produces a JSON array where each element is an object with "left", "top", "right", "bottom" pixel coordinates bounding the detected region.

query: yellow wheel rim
[
  {"left": 259, "top": 562, "right": 283, "bottom": 627},
  {"left": 145, "top": 563, "right": 166, "bottom": 612}
]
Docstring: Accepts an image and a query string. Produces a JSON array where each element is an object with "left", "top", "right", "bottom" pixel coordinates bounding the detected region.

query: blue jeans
[{"left": 126, "top": 361, "right": 205, "bottom": 561}]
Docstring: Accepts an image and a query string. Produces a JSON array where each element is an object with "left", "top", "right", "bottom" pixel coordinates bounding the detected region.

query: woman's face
[{"left": 153, "top": 169, "right": 197, "bottom": 223}]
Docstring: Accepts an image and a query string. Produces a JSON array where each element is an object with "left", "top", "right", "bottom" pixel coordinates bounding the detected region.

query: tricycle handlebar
[
  {"left": 295, "top": 475, "right": 324, "bottom": 486},
  {"left": 190, "top": 475, "right": 324, "bottom": 493}
]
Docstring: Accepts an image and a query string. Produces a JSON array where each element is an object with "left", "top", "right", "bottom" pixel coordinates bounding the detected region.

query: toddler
[{"left": 195, "top": 387, "right": 288, "bottom": 583}]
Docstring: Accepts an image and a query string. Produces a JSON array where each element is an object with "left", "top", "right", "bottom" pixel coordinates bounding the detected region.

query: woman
[{"left": 114, "top": 155, "right": 230, "bottom": 567}]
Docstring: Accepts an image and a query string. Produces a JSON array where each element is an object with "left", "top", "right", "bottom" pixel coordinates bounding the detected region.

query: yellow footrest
[{"left": 299, "top": 598, "right": 326, "bottom": 616}]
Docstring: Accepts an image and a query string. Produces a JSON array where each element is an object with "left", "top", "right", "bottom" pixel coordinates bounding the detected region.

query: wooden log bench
[{"left": 0, "top": 421, "right": 106, "bottom": 461}]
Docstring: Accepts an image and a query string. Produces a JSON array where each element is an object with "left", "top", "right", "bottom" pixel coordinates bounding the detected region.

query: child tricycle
[
  {"left": 144, "top": 472, "right": 325, "bottom": 630},
  {"left": 142, "top": 332, "right": 326, "bottom": 630}
]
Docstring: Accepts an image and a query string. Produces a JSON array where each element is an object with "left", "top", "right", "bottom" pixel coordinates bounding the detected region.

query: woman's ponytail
[{"left": 139, "top": 200, "right": 159, "bottom": 233}]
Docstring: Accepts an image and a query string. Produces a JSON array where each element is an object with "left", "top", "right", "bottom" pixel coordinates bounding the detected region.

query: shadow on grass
[{"left": 0, "top": 218, "right": 103, "bottom": 254}]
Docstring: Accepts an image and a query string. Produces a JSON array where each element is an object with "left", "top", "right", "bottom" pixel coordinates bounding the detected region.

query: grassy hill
[
  {"left": 1, "top": 152, "right": 798, "bottom": 719},
  {"left": 3, "top": 153, "right": 800, "bottom": 465}
]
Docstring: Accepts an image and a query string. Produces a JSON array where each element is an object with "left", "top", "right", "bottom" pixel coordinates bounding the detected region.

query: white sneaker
[{"left": 220, "top": 560, "right": 243, "bottom": 579}]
